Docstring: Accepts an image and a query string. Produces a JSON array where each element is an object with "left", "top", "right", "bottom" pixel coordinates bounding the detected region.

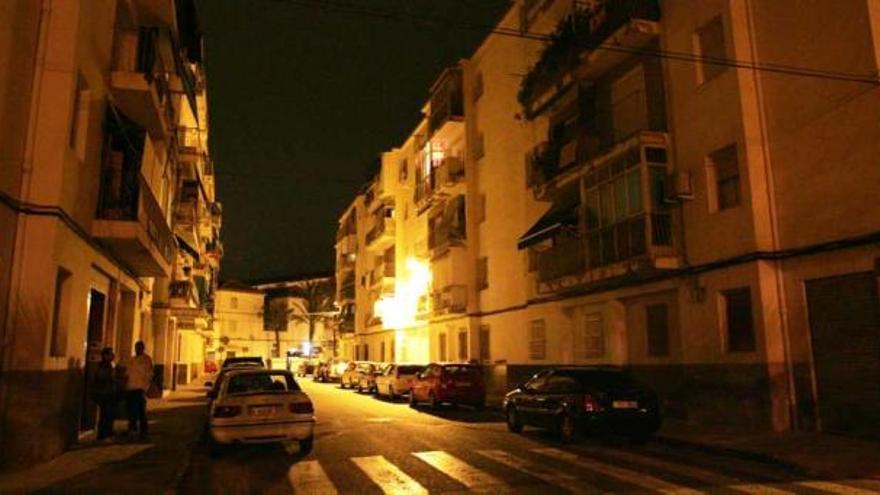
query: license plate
[
  {"left": 454, "top": 381, "right": 471, "bottom": 387},
  {"left": 612, "top": 400, "right": 638, "bottom": 409},
  {"left": 250, "top": 406, "right": 276, "bottom": 416}
]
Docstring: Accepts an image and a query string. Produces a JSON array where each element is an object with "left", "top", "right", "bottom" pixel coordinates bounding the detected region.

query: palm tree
[{"left": 287, "top": 278, "right": 335, "bottom": 354}]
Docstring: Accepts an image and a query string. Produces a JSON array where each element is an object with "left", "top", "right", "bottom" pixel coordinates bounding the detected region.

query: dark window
[
  {"left": 711, "top": 145, "right": 740, "bottom": 210},
  {"left": 50, "top": 268, "right": 72, "bottom": 357},
  {"left": 646, "top": 304, "right": 670, "bottom": 356},
  {"left": 439, "top": 333, "right": 447, "bottom": 362},
  {"left": 696, "top": 16, "right": 727, "bottom": 83},
  {"left": 724, "top": 288, "right": 756, "bottom": 352},
  {"left": 479, "top": 325, "right": 490, "bottom": 362},
  {"left": 458, "top": 330, "right": 468, "bottom": 360}
]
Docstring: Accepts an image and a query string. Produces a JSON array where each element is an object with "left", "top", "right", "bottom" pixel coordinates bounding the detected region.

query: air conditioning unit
[{"left": 665, "top": 171, "right": 693, "bottom": 202}]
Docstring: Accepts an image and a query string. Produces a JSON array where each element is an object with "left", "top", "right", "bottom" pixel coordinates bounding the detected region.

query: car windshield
[
  {"left": 559, "top": 369, "right": 641, "bottom": 389},
  {"left": 225, "top": 372, "right": 300, "bottom": 395},
  {"left": 398, "top": 365, "right": 424, "bottom": 375}
]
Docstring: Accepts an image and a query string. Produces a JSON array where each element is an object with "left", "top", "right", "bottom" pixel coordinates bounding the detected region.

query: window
[
  {"left": 473, "top": 132, "right": 485, "bottom": 160},
  {"left": 477, "top": 194, "right": 487, "bottom": 223},
  {"left": 709, "top": 144, "right": 740, "bottom": 211},
  {"left": 529, "top": 319, "right": 546, "bottom": 360},
  {"left": 69, "top": 74, "right": 90, "bottom": 160},
  {"left": 458, "top": 330, "right": 468, "bottom": 360},
  {"left": 610, "top": 65, "right": 648, "bottom": 142},
  {"left": 399, "top": 159, "right": 408, "bottom": 182},
  {"left": 476, "top": 257, "right": 488, "bottom": 290},
  {"left": 49, "top": 268, "right": 72, "bottom": 357},
  {"left": 438, "top": 333, "right": 447, "bottom": 361},
  {"left": 473, "top": 71, "right": 484, "bottom": 102},
  {"left": 723, "top": 288, "right": 756, "bottom": 352},
  {"left": 364, "top": 343, "right": 370, "bottom": 361},
  {"left": 479, "top": 325, "right": 490, "bottom": 362},
  {"left": 575, "top": 311, "right": 604, "bottom": 359},
  {"left": 646, "top": 304, "right": 670, "bottom": 356},
  {"left": 390, "top": 337, "right": 395, "bottom": 361},
  {"left": 695, "top": 16, "right": 727, "bottom": 84},
  {"left": 230, "top": 296, "right": 238, "bottom": 309},
  {"left": 380, "top": 341, "right": 385, "bottom": 362}
]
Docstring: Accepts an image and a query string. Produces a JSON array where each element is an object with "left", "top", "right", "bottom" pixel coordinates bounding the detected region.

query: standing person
[
  {"left": 123, "top": 341, "right": 153, "bottom": 439},
  {"left": 92, "top": 347, "right": 118, "bottom": 441}
]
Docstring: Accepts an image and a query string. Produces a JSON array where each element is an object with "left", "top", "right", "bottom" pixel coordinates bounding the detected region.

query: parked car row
[{"left": 305, "top": 358, "right": 663, "bottom": 444}]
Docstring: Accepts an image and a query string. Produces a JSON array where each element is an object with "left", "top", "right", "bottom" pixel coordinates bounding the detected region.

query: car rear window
[
  {"left": 223, "top": 357, "right": 264, "bottom": 368},
  {"left": 560, "top": 369, "right": 640, "bottom": 389},
  {"left": 226, "top": 373, "right": 299, "bottom": 395},
  {"left": 442, "top": 365, "right": 481, "bottom": 378},
  {"left": 398, "top": 365, "right": 424, "bottom": 375}
]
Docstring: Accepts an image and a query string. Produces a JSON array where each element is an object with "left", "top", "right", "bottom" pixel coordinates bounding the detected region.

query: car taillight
[
  {"left": 213, "top": 405, "right": 241, "bottom": 418},
  {"left": 289, "top": 401, "right": 314, "bottom": 414},
  {"left": 584, "top": 394, "right": 603, "bottom": 413}
]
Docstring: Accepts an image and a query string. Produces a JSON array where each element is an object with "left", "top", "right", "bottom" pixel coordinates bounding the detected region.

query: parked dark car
[
  {"left": 409, "top": 363, "right": 485, "bottom": 409},
  {"left": 502, "top": 367, "right": 661, "bottom": 443},
  {"left": 221, "top": 356, "right": 266, "bottom": 369}
]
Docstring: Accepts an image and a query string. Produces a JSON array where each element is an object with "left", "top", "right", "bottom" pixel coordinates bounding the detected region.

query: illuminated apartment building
[{"left": 0, "top": 0, "right": 221, "bottom": 466}]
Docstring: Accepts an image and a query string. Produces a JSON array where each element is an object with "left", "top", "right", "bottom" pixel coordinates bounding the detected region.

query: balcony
[
  {"left": 110, "top": 28, "right": 175, "bottom": 139},
  {"left": 518, "top": 0, "right": 660, "bottom": 116},
  {"left": 94, "top": 174, "right": 175, "bottom": 277},
  {"left": 428, "top": 67, "right": 464, "bottom": 143},
  {"left": 169, "top": 280, "right": 199, "bottom": 309},
  {"left": 432, "top": 157, "right": 465, "bottom": 191},
  {"left": 210, "top": 202, "right": 222, "bottom": 229},
  {"left": 432, "top": 285, "right": 467, "bottom": 315},
  {"left": 369, "top": 262, "right": 395, "bottom": 290},
  {"left": 428, "top": 196, "right": 466, "bottom": 258},
  {"left": 536, "top": 238, "right": 586, "bottom": 283},
  {"left": 338, "top": 274, "right": 356, "bottom": 302},
  {"left": 365, "top": 215, "right": 394, "bottom": 251}
]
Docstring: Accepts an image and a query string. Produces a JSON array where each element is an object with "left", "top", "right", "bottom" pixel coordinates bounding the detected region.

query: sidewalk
[
  {"left": 656, "top": 419, "right": 880, "bottom": 480},
  {"left": 0, "top": 384, "right": 207, "bottom": 494}
]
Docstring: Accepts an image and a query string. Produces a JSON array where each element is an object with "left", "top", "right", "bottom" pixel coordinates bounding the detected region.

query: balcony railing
[
  {"left": 429, "top": 68, "right": 464, "bottom": 137},
  {"left": 432, "top": 284, "right": 467, "bottom": 315},
  {"left": 432, "top": 157, "right": 465, "bottom": 189},
  {"left": 537, "top": 237, "right": 586, "bottom": 283},
  {"left": 366, "top": 216, "right": 394, "bottom": 250}
]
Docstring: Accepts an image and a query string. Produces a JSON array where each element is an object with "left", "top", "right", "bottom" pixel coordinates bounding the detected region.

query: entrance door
[
  {"left": 81, "top": 289, "right": 106, "bottom": 432},
  {"left": 806, "top": 272, "right": 880, "bottom": 436}
]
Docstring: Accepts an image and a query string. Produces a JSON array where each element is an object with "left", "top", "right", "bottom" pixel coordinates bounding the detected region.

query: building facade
[
  {"left": 215, "top": 282, "right": 268, "bottom": 361},
  {"left": 336, "top": 0, "right": 880, "bottom": 436},
  {"left": 0, "top": 0, "right": 221, "bottom": 467}
]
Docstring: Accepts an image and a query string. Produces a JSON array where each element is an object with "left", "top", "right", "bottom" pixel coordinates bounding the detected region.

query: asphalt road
[{"left": 180, "top": 377, "right": 880, "bottom": 494}]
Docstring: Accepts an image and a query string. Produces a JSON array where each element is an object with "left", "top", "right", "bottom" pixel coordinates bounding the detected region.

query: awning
[{"left": 517, "top": 185, "right": 580, "bottom": 250}]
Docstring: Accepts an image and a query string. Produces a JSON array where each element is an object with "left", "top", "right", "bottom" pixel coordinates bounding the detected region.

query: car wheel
[
  {"left": 409, "top": 391, "right": 418, "bottom": 408},
  {"left": 299, "top": 436, "right": 314, "bottom": 455},
  {"left": 506, "top": 405, "right": 523, "bottom": 433},
  {"left": 389, "top": 386, "right": 397, "bottom": 400},
  {"left": 559, "top": 414, "right": 579, "bottom": 444},
  {"left": 357, "top": 384, "right": 363, "bottom": 393},
  {"left": 429, "top": 392, "right": 439, "bottom": 410}
]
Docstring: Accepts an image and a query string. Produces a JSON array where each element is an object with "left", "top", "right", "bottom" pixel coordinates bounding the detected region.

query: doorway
[{"left": 80, "top": 289, "right": 106, "bottom": 433}]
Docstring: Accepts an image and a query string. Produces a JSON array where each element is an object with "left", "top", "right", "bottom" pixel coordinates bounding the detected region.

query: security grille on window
[
  {"left": 646, "top": 303, "right": 670, "bottom": 356},
  {"left": 575, "top": 311, "right": 604, "bottom": 359},
  {"left": 529, "top": 319, "right": 546, "bottom": 360},
  {"left": 479, "top": 325, "right": 490, "bottom": 362},
  {"left": 458, "top": 330, "right": 468, "bottom": 360},
  {"left": 695, "top": 16, "right": 727, "bottom": 83},
  {"left": 723, "top": 288, "right": 756, "bottom": 352},
  {"left": 710, "top": 144, "right": 740, "bottom": 211}
]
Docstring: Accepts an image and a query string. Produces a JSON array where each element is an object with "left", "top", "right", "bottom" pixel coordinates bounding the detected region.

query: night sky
[{"left": 196, "top": 0, "right": 510, "bottom": 282}]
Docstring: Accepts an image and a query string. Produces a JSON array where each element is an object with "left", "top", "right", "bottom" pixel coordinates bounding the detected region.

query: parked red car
[{"left": 409, "top": 363, "right": 485, "bottom": 410}]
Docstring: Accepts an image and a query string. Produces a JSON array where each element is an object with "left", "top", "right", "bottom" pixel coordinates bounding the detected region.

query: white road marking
[
  {"left": 795, "top": 481, "right": 880, "bottom": 495},
  {"left": 351, "top": 455, "right": 428, "bottom": 495},
  {"left": 532, "top": 447, "right": 703, "bottom": 495},
  {"left": 477, "top": 449, "right": 597, "bottom": 494},
  {"left": 579, "top": 446, "right": 793, "bottom": 494},
  {"left": 413, "top": 450, "right": 507, "bottom": 493},
  {"left": 288, "top": 460, "right": 338, "bottom": 495}
]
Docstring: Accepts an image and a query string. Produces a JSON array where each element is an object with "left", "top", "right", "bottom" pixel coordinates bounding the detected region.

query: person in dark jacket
[{"left": 93, "top": 347, "right": 118, "bottom": 441}]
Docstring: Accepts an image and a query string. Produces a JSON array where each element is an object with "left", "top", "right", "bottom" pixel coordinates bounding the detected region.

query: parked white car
[
  {"left": 375, "top": 364, "right": 426, "bottom": 399},
  {"left": 208, "top": 369, "right": 315, "bottom": 454}
]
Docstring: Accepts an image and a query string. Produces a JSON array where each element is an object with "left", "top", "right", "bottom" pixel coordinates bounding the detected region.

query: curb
[{"left": 653, "top": 434, "right": 818, "bottom": 478}]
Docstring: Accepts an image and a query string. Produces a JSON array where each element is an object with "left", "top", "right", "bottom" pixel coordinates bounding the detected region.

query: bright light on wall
[{"left": 374, "top": 257, "right": 432, "bottom": 331}]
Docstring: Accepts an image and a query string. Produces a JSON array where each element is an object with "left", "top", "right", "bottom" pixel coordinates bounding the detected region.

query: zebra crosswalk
[{"left": 287, "top": 446, "right": 880, "bottom": 494}]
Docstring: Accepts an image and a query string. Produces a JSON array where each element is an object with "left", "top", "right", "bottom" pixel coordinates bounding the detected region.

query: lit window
[{"left": 695, "top": 16, "right": 727, "bottom": 84}]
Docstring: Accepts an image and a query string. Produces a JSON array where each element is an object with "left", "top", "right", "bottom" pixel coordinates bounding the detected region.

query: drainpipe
[{"left": 743, "top": 0, "right": 798, "bottom": 431}]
